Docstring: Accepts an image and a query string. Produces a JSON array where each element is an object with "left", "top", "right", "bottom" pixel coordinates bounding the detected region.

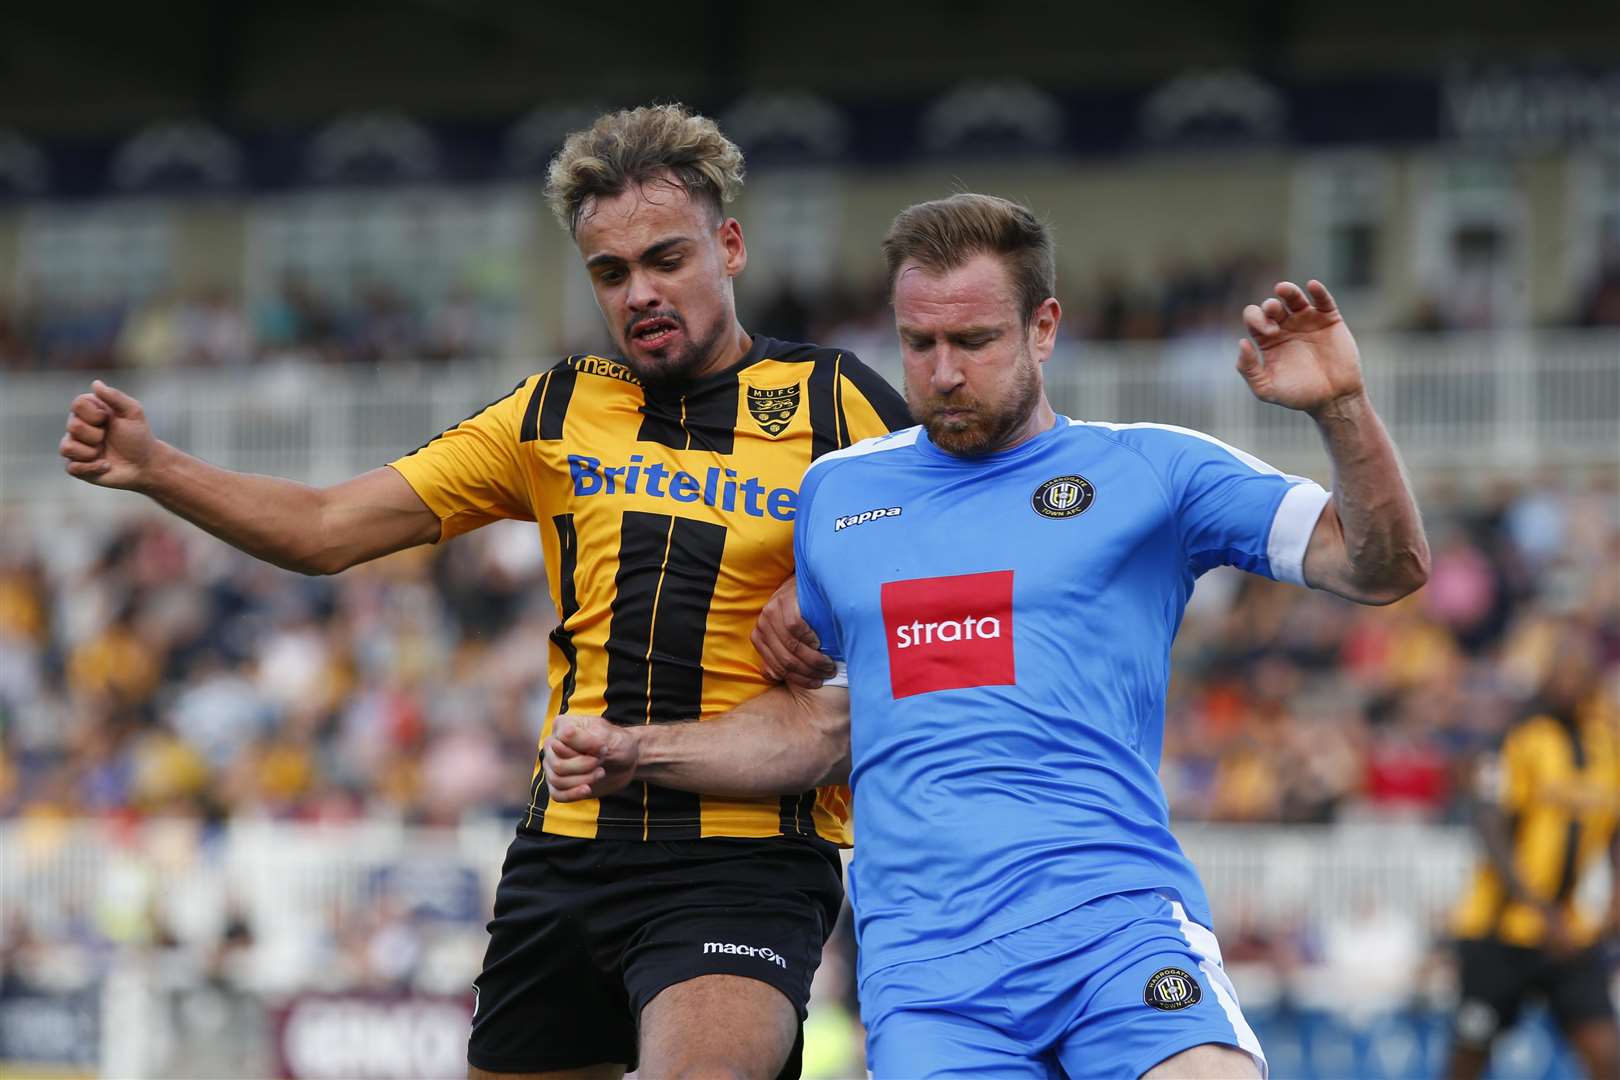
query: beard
[
  {"left": 620, "top": 308, "right": 726, "bottom": 394},
  {"left": 907, "top": 349, "right": 1043, "bottom": 457}
]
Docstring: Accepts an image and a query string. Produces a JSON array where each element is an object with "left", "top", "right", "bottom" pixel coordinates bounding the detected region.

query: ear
[
  {"left": 1029, "top": 297, "right": 1061, "bottom": 364},
  {"left": 718, "top": 218, "right": 748, "bottom": 278}
]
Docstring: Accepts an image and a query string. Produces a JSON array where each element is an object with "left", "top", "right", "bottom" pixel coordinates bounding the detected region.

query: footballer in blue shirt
[{"left": 545, "top": 194, "right": 1429, "bottom": 1079}]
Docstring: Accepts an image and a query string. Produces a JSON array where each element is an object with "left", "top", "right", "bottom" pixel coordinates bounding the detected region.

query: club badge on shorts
[
  {"left": 1032, "top": 474, "right": 1095, "bottom": 519},
  {"left": 1144, "top": 967, "right": 1202, "bottom": 1011}
]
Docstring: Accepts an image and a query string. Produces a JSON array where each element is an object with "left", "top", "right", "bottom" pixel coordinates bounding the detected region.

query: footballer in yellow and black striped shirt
[
  {"left": 393, "top": 106, "right": 908, "bottom": 1078},
  {"left": 391, "top": 335, "right": 904, "bottom": 843},
  {"left": 1446, "top": 636, "right": 1620, "bottom": 1080},
  {"left": 57, "top": 104, "right": 906, "bottom": 1074}
]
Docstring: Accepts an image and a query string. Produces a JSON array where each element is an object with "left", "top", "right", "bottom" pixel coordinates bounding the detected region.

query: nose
[
  {"left": 626, "top": 269, "right": 661, "bottom": 313},
  {"left": 930, "top": 347, "right": 967, "bottom": 396}
]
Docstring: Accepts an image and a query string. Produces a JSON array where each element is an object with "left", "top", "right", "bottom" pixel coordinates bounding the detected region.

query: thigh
[
  {"left": 468, "top": 832, "right": 639, "bottom": 1074},
  {"left": 860, "top": 946, "right": 1052, "bottom": 1080},
  {"left": 1053, "top": 894, "right": 1266, "bottom": 1080},
  {"left": 1543, "top": 945, "right": 1616, "bottom": 1033},
  {"left": 639, "top": 973, "right": 799, "bottom": 1080},
  {"left": 623, "top": 836, "right": 844, "bottom": 1079},
  {"left": 1452, "top": 937, "right": 1533, "bottom": 1048},
  {"left": 866, "top": 1007, "right": 1055, "bottom": 1080}
]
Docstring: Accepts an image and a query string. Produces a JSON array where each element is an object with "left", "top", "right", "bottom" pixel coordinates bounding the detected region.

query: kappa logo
[
  {"left": 1144, "top": 967, "right": 1202, "bottom": 1011},
  {"left": 746, "top": 383, "right": 802, "bottom": 436},
  {"left": 835, "top": 506, "right": 902, "bottom": 531},
  {"left": 703, "top": 941, "right": 788, "bottom": 969},
  {"left": 880, "top": 570, "right": 1016, "bottom": 699}
]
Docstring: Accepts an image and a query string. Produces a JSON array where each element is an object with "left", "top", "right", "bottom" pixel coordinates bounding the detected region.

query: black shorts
[
  {"left": 1453, "top": 936, "right": 1616, "bottom": 1046},
  {"left": 467, "top": 827, "right": 844, "bottom": 1074}
]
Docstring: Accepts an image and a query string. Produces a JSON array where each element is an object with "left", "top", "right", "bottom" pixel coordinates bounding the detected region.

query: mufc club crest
[{"left": 747, "top": 384, "right": 801, "bottom": 437}]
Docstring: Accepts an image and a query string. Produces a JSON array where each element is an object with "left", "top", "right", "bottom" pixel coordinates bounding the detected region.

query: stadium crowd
[
  {"left": 4, "top": 475, "right": 1613, "bottom": 832},
  {"left": 5, "top": 246, "right": 1618, "bottom": 371}
]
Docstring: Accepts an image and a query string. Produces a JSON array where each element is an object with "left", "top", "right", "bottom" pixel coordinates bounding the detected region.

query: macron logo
[
  {"left": 834, "top": 506, "right": 902, "bottom": 531},
  {"left": 703, "top": 942, "right": 788, "bottom": 968},
  {"left": 881, "top": 570, "right": 1016, "bottom": 699}
]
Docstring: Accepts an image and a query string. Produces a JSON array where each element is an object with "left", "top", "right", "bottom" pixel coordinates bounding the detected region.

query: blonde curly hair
[{"left": 545, "top": 104, "right": 746, "bottom": 236}]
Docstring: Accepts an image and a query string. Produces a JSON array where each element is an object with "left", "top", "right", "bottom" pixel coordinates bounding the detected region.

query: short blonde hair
[
  {"left": 881, "top": 193, "right": 1056, "bottom": 326},
  {"left": 545, "top": 104, "right": 746, "bottom": 236}
]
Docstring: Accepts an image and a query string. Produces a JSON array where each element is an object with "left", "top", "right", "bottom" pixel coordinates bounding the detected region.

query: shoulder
[
  {"left": 546, "top": 352, "right": 642, "bottom": 388},
  {"left": 801, "top": 426, "right": 923, "bottom": 496},
  {"left": 751, "top": 337, "right": 899, "bottom": 393},
  {"left": 1066, "top": 418, "right": 1292, "bottom": 477}
]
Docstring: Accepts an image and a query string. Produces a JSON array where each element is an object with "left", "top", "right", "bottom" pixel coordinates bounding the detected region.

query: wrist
[
  {"left": 129, "top": 439, "right": 178, "bottom": 496},
  {"left": 1307, "top": 389, "right": 1372, "bottom": 426}
]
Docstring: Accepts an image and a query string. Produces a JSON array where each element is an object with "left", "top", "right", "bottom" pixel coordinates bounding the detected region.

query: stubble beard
[
  {"left": 621, "top": 310, "right": 729, "bottom": 394},
  {"left": 910, "top": 349, "right": 1043, "bottom": 457}
]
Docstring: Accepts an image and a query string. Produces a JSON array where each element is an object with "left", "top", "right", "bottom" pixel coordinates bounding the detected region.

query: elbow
[
  {"left": 1353, "top": 547, "right": 1431, "bottom": 606},
  {"left": 288, "top": 545, "right": 356, "bottom": 577}
]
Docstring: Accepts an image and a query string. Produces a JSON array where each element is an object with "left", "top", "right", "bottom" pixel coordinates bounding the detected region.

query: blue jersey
[{"left": 795, "top": 416, "right": 1330, "bottom": 980}]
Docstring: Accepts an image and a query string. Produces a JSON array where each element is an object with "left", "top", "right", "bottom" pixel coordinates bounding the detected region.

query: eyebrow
[
  {"left": 585, "top": 236, "right": 693, "bottom": 271},
  {"left": 896, "top": 323, "right": 1005, "bottom": 339}
]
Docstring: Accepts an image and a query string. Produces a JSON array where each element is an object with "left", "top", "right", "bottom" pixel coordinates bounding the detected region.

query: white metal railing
[
  {"left": 3, "top": 329, "right": 1616, "bottom": 505},
  {"left": 0, "top": 819, "right": 1479, "bottom": 943}
]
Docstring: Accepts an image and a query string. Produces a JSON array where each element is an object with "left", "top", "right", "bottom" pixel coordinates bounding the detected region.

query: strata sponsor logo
[
  {"left": 895, "top": 614, "right": 1002, "bottom": 650},
  {"left": 703, "top": 942, "right": 788, "bottom": 969},
  {"left": 568, "top": 454, "right": 797, "bottom": 521},
  {"left": 880, "top": 570, "right": 1016, "bottom": 698},
  {"left": 834, "top": 506, "right": 902, "bottom": 531}
]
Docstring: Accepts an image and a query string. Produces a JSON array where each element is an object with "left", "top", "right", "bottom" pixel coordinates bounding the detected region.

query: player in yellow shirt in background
[{"left": 1448, "top": 631, "right": 1620, "bottom": 1080}]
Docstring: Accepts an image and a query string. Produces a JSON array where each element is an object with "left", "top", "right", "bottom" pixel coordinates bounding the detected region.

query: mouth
[
  {"left": 629, "top": 317, "right": 681, "bottom": 352},
  {"left": 931, "top": 405, "right": 977, "bottom": 426}
]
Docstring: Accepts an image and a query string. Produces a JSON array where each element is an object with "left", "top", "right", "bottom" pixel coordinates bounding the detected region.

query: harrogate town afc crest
[
  {"left": 747, "top": 384, "right": 801, "bottom": 436},
  {"left": 1144, "top": 967, "right": 1202, "bottom": 1011},
  {"left": 1031, "top": 474, "right": 1095, "bottom": 519}
]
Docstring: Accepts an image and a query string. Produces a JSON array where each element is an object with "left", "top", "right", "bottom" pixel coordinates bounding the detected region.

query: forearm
[
  {"left": 137, "top": 444, "right": 420, "bottom": 575},
  {"left": 1308, "top": 391, "right": 1431, "bottom": 602},
  {"left": 1478, "top": 805, "right": 1546, "bottom": 908},
  {"left": 634, "top": 684, "right": 850, "bottom": 797}
]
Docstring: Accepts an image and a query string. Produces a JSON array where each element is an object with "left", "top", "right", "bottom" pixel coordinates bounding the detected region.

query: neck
[
  {"left": 975, "top": 396, "right": 1057, "bottom": 457},
  {"left": 694, "top": 320, "right": 752, "bottom": 379}
]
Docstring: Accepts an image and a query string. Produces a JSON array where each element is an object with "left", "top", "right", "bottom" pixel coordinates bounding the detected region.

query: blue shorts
[{"left": 859, "top": 890, "right": 1266, "bottom": 1079}]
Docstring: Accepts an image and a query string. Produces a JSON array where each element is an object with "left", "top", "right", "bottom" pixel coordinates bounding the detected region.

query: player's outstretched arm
[
  {"left": 60, "top": 380, "right": 440, "bottom": 575},
  {"left": 1236, "top": 280, "right": 1430, "bottom": 605},
  {"left": 544, "top": 682, "right": 851, "bottom": 802}
]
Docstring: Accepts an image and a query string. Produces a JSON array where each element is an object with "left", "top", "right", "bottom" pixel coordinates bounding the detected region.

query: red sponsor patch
[{"left": 880, "top": 570, "right": 1015, "bottom": 698}]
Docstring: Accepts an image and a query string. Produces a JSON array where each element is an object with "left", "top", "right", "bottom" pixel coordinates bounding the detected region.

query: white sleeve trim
[
  {"left": 1267, "top": 482, "right": 1331, "bottom": 587},
  {"left": 822, "top": 661, "right": 849, "bottom": 688}
]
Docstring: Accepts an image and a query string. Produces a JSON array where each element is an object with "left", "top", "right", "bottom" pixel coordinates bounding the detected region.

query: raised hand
[
  {"left": 544, "top": 716, "right": 638, "bottom": 802},
  {"left": 1236, "top": 280, "right": 1366, "bottom": 417},
  {"left": 59, "top": 380, "right": 162, "bottom": 489}
]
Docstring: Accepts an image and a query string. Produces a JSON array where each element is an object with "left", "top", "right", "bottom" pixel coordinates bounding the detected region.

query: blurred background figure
[{"left": 2, "top": 2, "right": 1618, "bottom": 1078}]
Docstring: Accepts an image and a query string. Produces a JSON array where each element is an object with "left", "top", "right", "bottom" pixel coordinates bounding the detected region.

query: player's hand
[
  {"left": 59, "top": 381, "right": 161, "bottom": 489},
  {"left": 751, "top": 576, "right": 835, "bottom": 690},
  {"left": 1236, "top": 280, "right": 1367, "bottom": 418},
  {"left": 1541, "top": 905, "right": 1581, "bottom": 959},
  {"left": 543, "top": 716, "right": 638, "bottom": 802}
]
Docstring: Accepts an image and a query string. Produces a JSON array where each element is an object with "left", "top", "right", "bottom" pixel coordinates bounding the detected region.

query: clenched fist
[{"left": 59, "top": 381, "right": 163, "bottom": 489}]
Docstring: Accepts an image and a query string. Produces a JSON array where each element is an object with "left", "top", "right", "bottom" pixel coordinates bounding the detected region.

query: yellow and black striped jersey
[
  {"left": 390, "top": 335, "right": 909, "bottom": 844},
  {"left": 1453, "top": 700, "right": 1620, "bottom": 947}
]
